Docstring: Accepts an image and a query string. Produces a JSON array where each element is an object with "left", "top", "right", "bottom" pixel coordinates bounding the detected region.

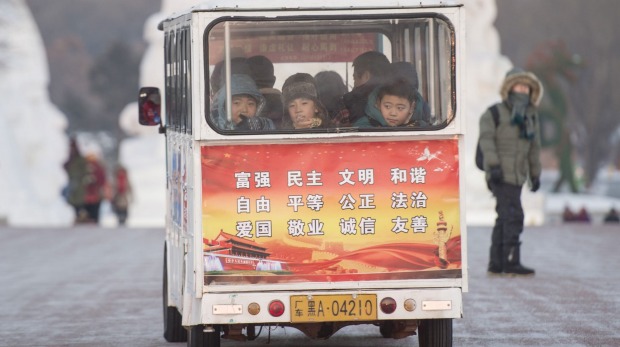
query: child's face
[
  {"left": 287, "top": 97, "right": 318, "bottom": 129},
  {"left": 378, "top": 95, "right": 414, "bottom": 126},
  {"left": 231, "top": 95, "right": 258, "bottom": 124},
  {"left": 511, "top": 83, "right": 531, "bottom": 95}
]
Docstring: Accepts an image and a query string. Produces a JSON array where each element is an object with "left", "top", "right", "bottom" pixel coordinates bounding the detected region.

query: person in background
[
  {"left": 247, "top": 55, "right": 284, "bottom": 128},
  {"left": 63, "top": 137, "right": 89, "bottom": 224},
  {"left": 479, "top": 67, "right": 544, "bottom": 276},
  {"left": 281, "top": 73, "right": 332, "bottom": 130},
  {"left": 335, "top": 51, "right": 390, "bottom": 126},
  {"left": 112, "top": 164, "right": 132, "bottom": 226},
  {"left": 574, "top": 207, "right": 591, "bottom": 223},
  {"left": 209, "top": 56, "right": 252, "bottom": 125},
  {"left": 314, "top": 70, "right": 348, "bottom": 125},
  {"left": 83, "top": 154, "right": 107, "bottom": 224},
  {"left": 210, "top": 56, "right": 251, "bottom": 97},
  {"left": 562, "top": 205, "right": 575, "bottom": 222},
  {"left": 603, "top": 207, "right": 620, "bottom": 223}
]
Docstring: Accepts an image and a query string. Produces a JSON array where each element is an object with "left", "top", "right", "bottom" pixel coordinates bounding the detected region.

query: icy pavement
[{"left": 0, "top": 224, "right": 618, "bottom": 346}]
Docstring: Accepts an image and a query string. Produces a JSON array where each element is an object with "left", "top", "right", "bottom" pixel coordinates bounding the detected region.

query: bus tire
[
  {"left": 417, "top": 318, "right": 452, "bottom": 347},
  {"left": 379, "top": 320, "right": 395, "bottom": 338},
  {"left": 163, "top": 244, "right": 187, "bottom": 342},
  {"left": 187, "top": 325, "right": 221, "bottom": 347}
]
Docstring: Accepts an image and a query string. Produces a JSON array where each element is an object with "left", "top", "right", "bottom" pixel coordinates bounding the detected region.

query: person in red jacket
[
  {"left": 83, "top": 155, "right": 107, "bottom": 224},
  {"left": 111, "top": 164, "right": 132, "bottom": 226}
]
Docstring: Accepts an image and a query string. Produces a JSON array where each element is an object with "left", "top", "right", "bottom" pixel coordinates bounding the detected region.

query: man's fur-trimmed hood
[{"left": 500, "top": 67, "right": 544, "bottom": 106}]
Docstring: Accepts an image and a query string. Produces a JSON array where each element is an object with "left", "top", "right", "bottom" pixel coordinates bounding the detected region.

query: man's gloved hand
[
  {"left": 489, "top": 165, "right": 503, "bottom": 184},
  {"left": 531, "top": 176, "right": 540, "bottom": 192}
]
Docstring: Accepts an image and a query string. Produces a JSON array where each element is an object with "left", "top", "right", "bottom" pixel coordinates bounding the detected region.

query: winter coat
[
  {"left": 211, "top": 74, "right": 275, "bottom": 131},
  {"left": 64, "top": 155, "right": 88, "bottom": 206},
  {"left": 112, "top": 167, "right": 132, "bottom": 213},
  {"left": 341, "top": 82, "right": 380, "bottom": 124},
  {"left": 259, "top": 87, "right": 284, "bottom": 128},
  {"left": 479, "top": 68, "right": 543, "bottom": 186},
  {"left": 83, "top": 158, "right": 106, "bottom": 204}
]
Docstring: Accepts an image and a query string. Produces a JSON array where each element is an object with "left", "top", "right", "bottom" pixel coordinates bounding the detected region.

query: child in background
[
  {"left": 314, "top": 70, "right": 348, "bottom": 124},
  {"left": 247, "top": 55, "right": 284, "bottom": 128}
]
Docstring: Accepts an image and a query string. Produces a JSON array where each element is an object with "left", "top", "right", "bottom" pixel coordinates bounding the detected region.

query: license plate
[{"left": 290, "top": 294, "right": 377, "bottom": 323}]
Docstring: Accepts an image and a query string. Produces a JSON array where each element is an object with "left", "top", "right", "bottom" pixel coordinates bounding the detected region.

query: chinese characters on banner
[
  {"left": 201, "top": 140, "right": 462, "bottom": 283},
  {"left": 208, "top": 33, "right": 378, "bottom": 64}
]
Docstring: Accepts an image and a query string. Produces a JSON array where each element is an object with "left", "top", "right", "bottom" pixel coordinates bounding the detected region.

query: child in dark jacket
[{"left": 356, "top": 78, "right": 420, "bottom": 128}]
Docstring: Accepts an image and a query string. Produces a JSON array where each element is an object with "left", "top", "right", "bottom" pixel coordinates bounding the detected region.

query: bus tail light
[
  {"left": 404, "top": 298, "right": 416, "bottom": 312},
  {"left": 268, "top": 300, "right": 285, "bottom": 317},
  {"left": 248, "top": 302, "right": 261, "bottom": 315},
  {"left": 380, "top": 297, "right": 397, "bottom": 314}
]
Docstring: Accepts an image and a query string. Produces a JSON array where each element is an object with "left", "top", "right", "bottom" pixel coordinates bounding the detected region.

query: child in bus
[
  {"left": 280, "top": 73, "right": 332, "bottom": 129},
  {"left": 247, "top": 55, "right": 284, "bottom": 128},
  {"left": 355, "top": 78, "right": 420, "bottom": 127},
  {"left": 389, "top": 61, "right": 431, "bottom": 125},
  {"left": 314, "top": 70, "right": 348, "bottom": 124},
  {"left": 334, "top": 51, "right": 391, "bottom": 126},
  {"left": 211, "top": 73, "right": 275, "bottom": 131}
]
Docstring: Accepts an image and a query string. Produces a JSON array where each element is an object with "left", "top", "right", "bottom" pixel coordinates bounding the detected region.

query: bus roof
[{"left": 188, "top": 0, "right": 462, "bottom": 12}]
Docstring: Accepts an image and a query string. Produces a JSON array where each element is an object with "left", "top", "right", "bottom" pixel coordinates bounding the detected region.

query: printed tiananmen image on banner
[{"left": 201, "top": 140, "right": 462, "bottom": 285}]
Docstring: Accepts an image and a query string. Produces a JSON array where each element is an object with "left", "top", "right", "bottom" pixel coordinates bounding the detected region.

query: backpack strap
[
  {"left": 489, "top": 105, "right": 499, "bottom": 127},
  {"left": 475, "top": 105, "right": 501, "bottom": 171}
]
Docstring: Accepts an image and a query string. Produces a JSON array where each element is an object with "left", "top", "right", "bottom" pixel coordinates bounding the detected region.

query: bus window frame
[
  {"left": 163, "top": 25, "right": 194, "bottom": 135},
  {"left": 202, "top": 13, "right": 456, "bottom": 136}
]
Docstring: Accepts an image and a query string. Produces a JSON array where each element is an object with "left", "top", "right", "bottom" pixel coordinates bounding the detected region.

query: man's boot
[
  {"left": 503, "top": 242, "right": 535, "bottom": 276},
  {"left": 487, "top": 245, "right": 503, "bottom": 275}
]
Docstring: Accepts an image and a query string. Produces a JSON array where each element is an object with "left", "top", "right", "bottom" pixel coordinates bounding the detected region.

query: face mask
[
  {"left": 509, "top": 92, "right": 529, "bottom": 125},
  {"left": 509, "top": 92, "right": 535, "bottom": 140}
]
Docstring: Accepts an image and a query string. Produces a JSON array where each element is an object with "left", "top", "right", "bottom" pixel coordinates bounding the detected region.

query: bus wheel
[
  {"left": 188, "top": 325, "right": 221, "bottom": 347},
  {"left": 417, "top": 319, "right": 452, "bottom": 347},
  {"left": 163, "top": 244, "right": 187, "bottom": 342},
  {"left": 379, "top": 320, "right": 395, "bottom": 338}
]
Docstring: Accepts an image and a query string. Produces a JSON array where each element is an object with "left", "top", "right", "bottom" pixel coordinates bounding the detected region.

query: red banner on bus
[{"left": 201, "top": 140, "right": 462, "bottom": 284}]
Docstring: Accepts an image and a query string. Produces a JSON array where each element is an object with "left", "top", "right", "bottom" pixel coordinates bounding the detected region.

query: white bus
[{"left": 139, "top": 1, "right": 467, "bottom": 346}]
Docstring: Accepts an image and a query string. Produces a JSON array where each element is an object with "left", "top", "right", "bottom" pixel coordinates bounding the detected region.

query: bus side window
[{"left": 204, "top": 16, "right": 455, "bottom": 133}]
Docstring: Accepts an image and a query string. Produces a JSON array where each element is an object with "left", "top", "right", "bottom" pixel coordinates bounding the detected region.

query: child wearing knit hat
[{"left": 281, "top": 73, "right": 332, "bottom": 129}]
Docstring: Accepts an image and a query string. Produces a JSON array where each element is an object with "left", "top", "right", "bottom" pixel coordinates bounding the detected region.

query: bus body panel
[
  {"left": 158, "top": 1, "right": 467, "bottom": 333},
  {"left": 200, "top": 288, "right": 462, "bottom": 324}
]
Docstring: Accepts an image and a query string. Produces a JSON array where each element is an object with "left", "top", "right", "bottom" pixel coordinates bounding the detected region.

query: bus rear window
[{"left": 204, "top": 16, "right": 455, "bottom": 134}]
